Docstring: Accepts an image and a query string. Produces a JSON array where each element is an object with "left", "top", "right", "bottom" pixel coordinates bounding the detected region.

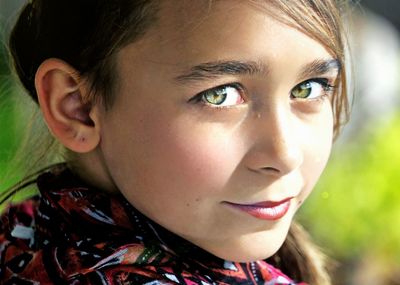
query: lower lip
[{"left": 225, "top": 200, "right": 291, "bottom": 221}]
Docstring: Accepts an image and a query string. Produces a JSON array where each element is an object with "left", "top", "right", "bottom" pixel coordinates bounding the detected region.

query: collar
[{"left": 32, "top": 165, "right": 300, "bottom": 284}]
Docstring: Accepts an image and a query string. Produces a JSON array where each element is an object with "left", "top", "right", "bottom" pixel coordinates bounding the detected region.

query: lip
[{"left": 223, "top": 198, "right": 292, "bottom": 221}]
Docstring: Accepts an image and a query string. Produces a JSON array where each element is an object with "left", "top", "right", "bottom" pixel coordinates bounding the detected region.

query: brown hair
[
  {"left": 6, "top": 0, "right": 350, "bottom": 284},
  {"left": 9, "top": 0, "right": 159, "bottom": 107}
]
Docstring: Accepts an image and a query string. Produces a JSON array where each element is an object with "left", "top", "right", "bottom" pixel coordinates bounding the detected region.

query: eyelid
[
  {"left": 188, "top": 82, "right": 247, "bottom": 104},
  {"left": 313, "top": 77, "right": 335, "bottom": 88},
  {"left": 297, "top": 59, "right": 341, "bottom": 83},
  {"left": 290, "top": 77, "right": 336, "bottom": 101},
  {"left": 299, "top": 77, "right": 335, "bottom": 88},
  {"left": 294, "top": 77, "right": 337, "bottom": 94}
]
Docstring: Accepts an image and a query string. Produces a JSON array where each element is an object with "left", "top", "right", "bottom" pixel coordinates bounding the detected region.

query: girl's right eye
[{"left": 189, "top": 83, "right": 245, "bottom": 108}]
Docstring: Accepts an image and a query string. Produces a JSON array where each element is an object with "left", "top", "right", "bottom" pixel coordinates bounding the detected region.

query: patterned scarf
[{"left": 0, "top": 166, "right": 305, "bottom": 284}]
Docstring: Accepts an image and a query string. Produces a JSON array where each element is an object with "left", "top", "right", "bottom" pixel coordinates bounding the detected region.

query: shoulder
[
  {"left": 0, "top": 196, "right": 163, "bottom": 284},
  {"left": 264, "top": 262, "right": 308, "bottom": 285},
  {"left": 0, "top": 196, "right": 53, "bottom": 283},
  {"left": 0, "top": 196, "right": 40, "bottom": 247}
]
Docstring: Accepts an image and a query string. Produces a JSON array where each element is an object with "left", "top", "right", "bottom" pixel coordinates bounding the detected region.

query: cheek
[
  {"left": 299, "top": 111, "right": 333, "bottom": 201},
  {"left": 144, "top": 118, "right": 243, "bottom": 197}
]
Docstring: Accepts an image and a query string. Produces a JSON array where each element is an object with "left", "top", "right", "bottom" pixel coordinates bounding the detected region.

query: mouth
[{"left": 223, "top": 198, "right": 292, "bottom": 221}]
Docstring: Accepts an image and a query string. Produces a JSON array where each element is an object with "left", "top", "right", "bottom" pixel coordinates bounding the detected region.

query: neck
[{"left": 66, "top": 147, "right": 118, "bottom": 193}]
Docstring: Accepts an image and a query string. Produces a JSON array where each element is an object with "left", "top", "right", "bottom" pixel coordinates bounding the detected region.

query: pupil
[
  {"left": 297, "top": 84, "right": 311, "bottom": 98},
  {"left": 206, "top": 90, "right": 227, "bottom": 104}
]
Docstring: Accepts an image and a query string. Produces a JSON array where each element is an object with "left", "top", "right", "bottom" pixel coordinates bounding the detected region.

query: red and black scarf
[{"left": 0, "top": 166, "right": 305, "bottom": 284}]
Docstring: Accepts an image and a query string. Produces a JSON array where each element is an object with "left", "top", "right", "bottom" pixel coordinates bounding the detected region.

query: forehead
[{"left": 120, "top": 0, "right": 332, "bottom": 75}]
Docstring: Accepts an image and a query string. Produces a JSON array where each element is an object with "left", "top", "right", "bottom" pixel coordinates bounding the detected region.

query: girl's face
[{"left": 98, "top": 1, "right": 337, "bottom": 261}]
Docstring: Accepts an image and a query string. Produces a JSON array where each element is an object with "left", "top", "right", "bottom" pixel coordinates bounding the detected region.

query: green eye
[
  {"left": 197, "top": 84, "right": 244, "bottom": 107},
  {"left": 291, "top": 82, "right": 313, "bottom": 99},
  {"left": 291, "top": 79, "right": 332, "bottom": 99},
  {"left": 204, "top": 89, "right": 227, "bottom": 105}
]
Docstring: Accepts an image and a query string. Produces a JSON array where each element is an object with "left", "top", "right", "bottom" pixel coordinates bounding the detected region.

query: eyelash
[
  {"left": 290, "top": 78, "right": 336, "bottom": 101},
  {"left": 188, "top": 82, "right": 246, "bottom": 109},
  {"left": 188, "top": 78, "right": 336, "bottom": 109}
]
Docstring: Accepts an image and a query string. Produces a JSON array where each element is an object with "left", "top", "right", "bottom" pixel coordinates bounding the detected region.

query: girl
[{"left": 0, "top": 0, "right": 349, "bottom": 284}]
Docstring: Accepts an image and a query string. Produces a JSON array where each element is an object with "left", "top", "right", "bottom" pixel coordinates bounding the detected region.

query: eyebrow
[
  {"left": 174, "top": 58, "right": 341, "bottom": 84},
  {"left": 174, "top": 60, "right": 268, "bottom": 83},
  {"left": 298, "top": 59, "right": 341, "bottom": 80}
]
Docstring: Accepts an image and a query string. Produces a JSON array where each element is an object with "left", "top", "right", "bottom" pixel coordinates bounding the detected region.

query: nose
[{"left": 246, "top": 106, "right": 304, "bottom": 176}]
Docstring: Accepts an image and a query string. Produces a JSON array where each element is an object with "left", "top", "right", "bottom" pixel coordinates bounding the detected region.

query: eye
[
  {"left": 191, "top": 83, "right": 245, "bottom": 107},
  {"left": 291, "top": 78, "right": 334, "bottom": 99}
]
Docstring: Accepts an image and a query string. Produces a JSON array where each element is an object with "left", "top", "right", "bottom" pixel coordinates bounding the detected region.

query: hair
[{"left": 4, "top": 0, "right": 351, "bottom": 284}]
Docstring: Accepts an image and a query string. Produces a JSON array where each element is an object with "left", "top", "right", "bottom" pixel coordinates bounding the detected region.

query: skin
[{"left": 36, "top": 1, "right": 338, "bottom": 262}]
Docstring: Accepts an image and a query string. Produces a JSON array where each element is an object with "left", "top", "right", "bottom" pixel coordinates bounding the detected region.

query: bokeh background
[{"left": 1, "top": 1, "right": 399, "bottom": 284}]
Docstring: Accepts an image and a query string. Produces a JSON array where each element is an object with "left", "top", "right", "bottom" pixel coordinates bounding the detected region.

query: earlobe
[{"left": 35, "top": 58, "right": 100, "bottom": 153}]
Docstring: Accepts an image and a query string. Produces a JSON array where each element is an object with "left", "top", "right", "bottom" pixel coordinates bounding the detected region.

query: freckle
[
  {"left": 80, "top": 137, "right": 86, "bottom": 142},
  {"left": 186, "top": 203, "right": 190, "bottom": 207},
  {"left": 195, "top": 198, "right": 200, "bottom": 202}
]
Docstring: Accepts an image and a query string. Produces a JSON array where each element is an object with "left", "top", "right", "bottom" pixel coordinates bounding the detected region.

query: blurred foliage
[
  {"left": 299, "top": 114, "right": 400, "bottom": 265},
  {"left": 0, "top": 29, "right": 41, "bottom": 205},
  {"left": 0, "top": 33, "right": 18, "bottom": 176}
]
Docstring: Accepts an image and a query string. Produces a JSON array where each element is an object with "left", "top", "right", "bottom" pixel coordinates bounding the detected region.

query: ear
[{"left": 35, "top": 58, "right": 101, "bottom": 153}]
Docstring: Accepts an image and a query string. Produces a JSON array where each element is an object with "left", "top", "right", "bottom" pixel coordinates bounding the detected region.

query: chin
[
  {"left": 225, "top": 249, "right": 281, "bottom": 263},
  {"left": 209, "top": 231, "right": 288, "bottom": 263}
]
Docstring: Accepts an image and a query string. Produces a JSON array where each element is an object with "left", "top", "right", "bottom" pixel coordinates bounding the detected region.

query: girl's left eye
[
  {"left": 291, "top": 78, "right": 334, "bottom": 100},
  {"left": 191, "top": 84, "right": 245, "bottom": 107}
]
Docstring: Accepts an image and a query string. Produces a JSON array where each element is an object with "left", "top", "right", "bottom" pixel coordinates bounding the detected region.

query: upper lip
[{"left": 225, "top": 197, "right": 293, "bottom": 208}]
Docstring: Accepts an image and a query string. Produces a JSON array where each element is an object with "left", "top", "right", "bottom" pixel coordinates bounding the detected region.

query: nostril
[
  {"left": 246, "top": 165, "right": 281, "bottom": 175},
  {"left": 248, "top": 167, "right": 280, "bottom": 176},
  {"left": 260, "top": 167, "right": 280, "bottom": 173}
]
